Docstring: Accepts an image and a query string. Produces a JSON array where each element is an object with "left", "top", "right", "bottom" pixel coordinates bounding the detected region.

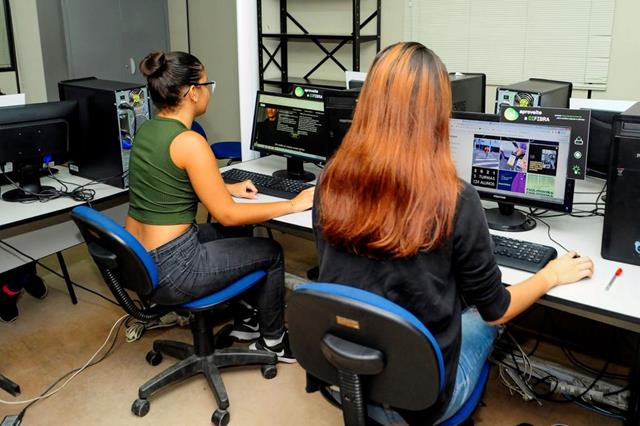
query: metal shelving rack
[{"left": 257, "top": 0, "right": 381, "bottom": 92}]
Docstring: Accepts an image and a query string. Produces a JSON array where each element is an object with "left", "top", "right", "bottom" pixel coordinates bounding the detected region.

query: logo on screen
[
  {"left": 504, "top": 107, "right": 519, "bottom": 121},
  {"left": 634, "top": 241, "right": 640, "bottom": 256},
  {"left": 294, "top": 86, "right": 305, "bottom": 98}
]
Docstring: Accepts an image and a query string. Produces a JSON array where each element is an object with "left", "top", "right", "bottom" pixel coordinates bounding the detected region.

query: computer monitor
[
  {"left": 251, "top": 92, "right": 328, "bottom": 182},
  {"left": 449, "top": 73, "right": 486, "bottom": 113},
  {"left": 323, "top": 88, "right": 360, "bottom": 160},
  {"left": 0, "top": 100, "right": 79, "bottom": 202},
  {"left": 345, "top": 70, "right": 486, "bottom": 112},
  {"left": 450, "top": 112, "right": 575, "bottom": 231}
]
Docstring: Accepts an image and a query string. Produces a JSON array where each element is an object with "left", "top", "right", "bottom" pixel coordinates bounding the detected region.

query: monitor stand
[
  {"left": 484, "top": 202, "right": 536, "bottom": 232},
  {"left": 2, "top": 164, "right": 55, "bottom": 202},
  {"left": 273, "top": 157, "right": 315, "bottom": 182}
]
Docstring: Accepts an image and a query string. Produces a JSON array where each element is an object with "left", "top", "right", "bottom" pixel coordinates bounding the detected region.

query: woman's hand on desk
[
  {"left": 540, "top": 251, "right": 594, "bottom": 289},
  {"left": 227, "top": 180, "right": 258, "bottom": 199},
  {"left": 289, "top": 187, "right": 315, "bottom": 213}
]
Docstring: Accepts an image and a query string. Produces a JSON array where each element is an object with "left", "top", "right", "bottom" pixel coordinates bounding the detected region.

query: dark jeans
[{"left": 149, "top": 223, "right": 285, "bottom": 338}]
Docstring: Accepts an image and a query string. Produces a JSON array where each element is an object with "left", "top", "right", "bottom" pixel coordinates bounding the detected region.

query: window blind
[{"left": 405, "top": 0, "right": 615, "bottom": 90}]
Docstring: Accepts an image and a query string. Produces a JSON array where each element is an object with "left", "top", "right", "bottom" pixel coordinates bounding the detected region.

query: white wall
[
  {"left": 0, "top": 71, "right": 17, "bottom": 93},
  {"left": 186, "top": 0, "right": 241, "bottom": 143},
  {"left": 9, "top": 0, "right": 46, "bottom": 102},
  {"left": 167, "top": 0, "right": 189, "bottom": 51},
  {"left": 593, "top": 0, "right": 640, "bottom": 101}
]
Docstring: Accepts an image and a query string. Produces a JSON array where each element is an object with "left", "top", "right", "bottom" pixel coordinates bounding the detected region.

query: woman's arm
[
  {"left": 488, "top": 251, "right": 594, "bottom": 325},
  {"left": 170, "top": 131, "right": 313, "bottom": 226}
]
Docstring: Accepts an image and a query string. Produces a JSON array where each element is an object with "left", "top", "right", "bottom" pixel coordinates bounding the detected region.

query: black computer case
[
  {"left": 58, "top": 77, "right": 151, "bottom": 188},
  {"left": 495, "top": 78, "right": 572, "bottom": 113},
  {"left": 601, "top": 102, "right": 640, "bottom": 266}
]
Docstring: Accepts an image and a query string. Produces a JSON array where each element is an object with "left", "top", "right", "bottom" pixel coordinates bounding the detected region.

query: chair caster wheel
[
  {"left": 131, "top": 398, "right": 150, "bottom": 417},
  {"left": 145, "top": 350, "right": 163, "bottom": 366},
  {"left": 261, "top": 364, "right": 277, "bottom": 379},
  {"left": 212, "top": 409, "right": 230, "bottom": 426}
]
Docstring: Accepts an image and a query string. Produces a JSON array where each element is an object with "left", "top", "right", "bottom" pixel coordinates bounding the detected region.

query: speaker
[{"left": 601, "top": 102, "right": 640, "bottom": 266}]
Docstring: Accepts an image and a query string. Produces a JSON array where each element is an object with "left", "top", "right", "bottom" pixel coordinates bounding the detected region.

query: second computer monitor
[
  {"left": 0, "top": 100, "right": 79, "bottom": 202},
  {"left": 251, "top": 92, "right": 328, "bottom": 182},
  {"left": 450, "top": 112, "right": 575, "bottom": 231}
]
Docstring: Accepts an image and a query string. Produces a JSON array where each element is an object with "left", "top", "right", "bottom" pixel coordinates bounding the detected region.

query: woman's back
[{"left": 313, "top": 180, "right": 508, "bottom": 422}]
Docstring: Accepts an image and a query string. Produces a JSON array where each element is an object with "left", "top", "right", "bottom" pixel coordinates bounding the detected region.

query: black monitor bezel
[
  {"left": 250, "top": 91, "right": 328, "bottom": 163},
  {"left": 0, "top": 100, "right": 78, "bottom": 166},
  {"left": 451, "top": 111, "right": 575, "bottom": 213}
]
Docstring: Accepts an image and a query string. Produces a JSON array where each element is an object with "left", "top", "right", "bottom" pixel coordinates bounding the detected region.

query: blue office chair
[
  {"left": 191, "top": 120, "right": 241, "bottom": 166},
  {"left": 211, "top": 141, "right": 242, "bottom": 166},
  {"left": 70, "top": 206, "right": 277, "bottom": 426},
  {"left": 287, "top": 283, "right": 490, "bottom": 426}
]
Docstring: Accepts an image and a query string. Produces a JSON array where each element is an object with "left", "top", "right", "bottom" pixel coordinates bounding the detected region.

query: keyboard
[
  {"left": 221, "top": 168, "right": 314, "bottom": 200},
  {"left": 492, "top": 234, "right": 558, "bottom": 273}
]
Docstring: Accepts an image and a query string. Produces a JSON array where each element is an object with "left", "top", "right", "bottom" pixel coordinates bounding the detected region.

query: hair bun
[{"left": 139, "top": 52, "right": 167, "bottom": 78}]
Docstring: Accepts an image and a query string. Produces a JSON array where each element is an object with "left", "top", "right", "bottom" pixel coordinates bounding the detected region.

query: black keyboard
[
  {"left": 221, "top": 168, "right": 314, "bottom": 200},
  {"left": 492, "top": 234, "right": 558, "bottom": 273}
]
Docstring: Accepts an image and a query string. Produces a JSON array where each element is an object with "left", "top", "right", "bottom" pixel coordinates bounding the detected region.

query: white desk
[
  {"left": 0, "top": 167, "right": 129, "bottom": 302},
  {"left": 224, "top": 156, "right": 640, "bottom": 333},
  {"left": 231, "top": 155, "right": 640, "bottom": 425}
]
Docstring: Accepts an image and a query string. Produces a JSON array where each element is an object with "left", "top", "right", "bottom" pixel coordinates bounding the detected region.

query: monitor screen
[
  {"left": 251, "top": 92, "right": 328, "bottom": 163},
  {"left": 450, "top": 116, "right": 574, "bottom": 212}
]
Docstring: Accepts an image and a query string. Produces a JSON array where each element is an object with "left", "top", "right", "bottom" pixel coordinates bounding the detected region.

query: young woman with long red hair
[{"left": 313, "top": 42, "right": 593, "bottom": 424}]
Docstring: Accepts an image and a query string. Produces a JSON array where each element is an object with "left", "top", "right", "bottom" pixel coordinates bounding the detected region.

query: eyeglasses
[{"left": 183, "top": 80, "right": 216, "bottom": 97}]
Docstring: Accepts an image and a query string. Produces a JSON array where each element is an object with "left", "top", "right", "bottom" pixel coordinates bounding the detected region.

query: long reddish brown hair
[{"left": 319, "top": 42, "right": 461, "bottom": 258}]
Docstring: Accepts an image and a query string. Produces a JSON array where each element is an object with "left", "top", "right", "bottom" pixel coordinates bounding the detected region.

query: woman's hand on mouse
[{"left": 540, "top": 250, "right": 594, "bottom": 289}]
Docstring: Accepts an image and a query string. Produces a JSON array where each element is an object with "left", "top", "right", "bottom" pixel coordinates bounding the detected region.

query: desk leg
[
  {"left": 56, "top": 251, "right": 77, "bottom": 305},
  {"left": 627, "top": 338, "right": 640, "bottom": 425},
  {"left": 0, "top": 374, "right": 20, "bottom": 396}
]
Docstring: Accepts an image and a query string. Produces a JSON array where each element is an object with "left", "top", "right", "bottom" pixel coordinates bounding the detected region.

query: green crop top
[{"left": 128, "top": 117, "right": 197, "bottom": 225}]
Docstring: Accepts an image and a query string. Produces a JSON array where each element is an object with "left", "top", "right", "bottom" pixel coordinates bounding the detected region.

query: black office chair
[
  {"left": 70, "top": 206, "right": 277, "bottom": 426},
  {"left": 288, "top": 283, "right": 490, "bottom": 426}
]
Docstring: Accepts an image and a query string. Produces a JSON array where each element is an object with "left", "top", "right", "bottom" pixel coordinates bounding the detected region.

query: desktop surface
[{"left": 223, "top": 156, "right": 640, "bottom": 329}]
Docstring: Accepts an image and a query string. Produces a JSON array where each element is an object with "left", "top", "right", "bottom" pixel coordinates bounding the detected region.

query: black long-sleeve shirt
[{"left": 312, "top": 180, "right": 510, "bottom": 424}]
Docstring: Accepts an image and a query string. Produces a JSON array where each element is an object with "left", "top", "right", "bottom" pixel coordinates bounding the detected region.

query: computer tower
[
  {"left": 495, "top": 78, "right": 572, "bottom": 113},
  {"left": 449, "top": 73, "right": 486, "bottom": 113},
  {"left": 601, "top": 102, "right": 640, "bottom": 266},
  {"left": 58, "top": 77, "right": 151, "bottom": 188}
]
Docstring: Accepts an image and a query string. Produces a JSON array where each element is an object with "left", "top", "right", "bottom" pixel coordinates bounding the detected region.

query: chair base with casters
[
  {"left": 133, "top": 307, "right": 277, "bottom": 426},
  {"left": 288, "top": 283, "right": 491, "bottom": 426},
  {"left": 70, "top": 206, "right": 278, "bottom": 425}
]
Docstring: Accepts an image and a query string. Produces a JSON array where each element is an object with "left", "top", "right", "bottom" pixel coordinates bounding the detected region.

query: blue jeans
[{"left": 369, "top": 308, "right": 498, "bottom": 425}]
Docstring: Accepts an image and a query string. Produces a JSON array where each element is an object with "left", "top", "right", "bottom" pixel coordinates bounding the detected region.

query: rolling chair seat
[
  {"left": 288, "top": 283, "right": 490, "bottom": 426},
  {"left": 70, "top": 206, "right": 277, "bottom": 426}
]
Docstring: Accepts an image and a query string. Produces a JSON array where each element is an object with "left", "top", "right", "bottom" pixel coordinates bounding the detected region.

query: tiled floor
[{"left": 0, "top": 228, "right": 627, "bottom": 425}]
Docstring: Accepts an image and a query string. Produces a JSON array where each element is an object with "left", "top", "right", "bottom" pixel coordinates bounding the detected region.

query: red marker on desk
[{"left": 605, "top": 268, "right": 623, "bottom": 291}]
